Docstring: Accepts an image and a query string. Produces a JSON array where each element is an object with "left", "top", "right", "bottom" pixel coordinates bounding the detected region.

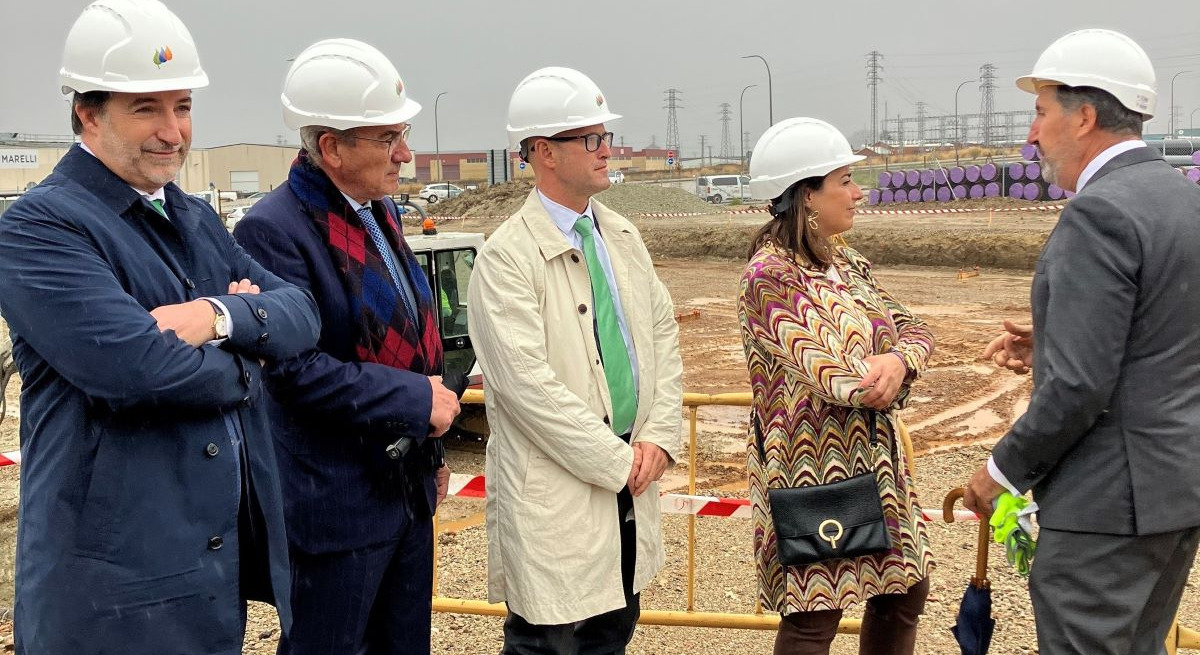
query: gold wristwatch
[{"left": 211, "top": 306, "right": 229, "bottom": 340}]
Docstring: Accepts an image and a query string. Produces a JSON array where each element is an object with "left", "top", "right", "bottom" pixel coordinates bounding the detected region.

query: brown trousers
[{"left": 773, "top": 578, "right": 929, "bottom": 655}]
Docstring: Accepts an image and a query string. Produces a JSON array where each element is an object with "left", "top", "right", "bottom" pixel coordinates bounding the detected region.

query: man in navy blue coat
[
  {"left": 233, "top": 39, "right": 460, "bottom": 655},
  {"left": 0, "top": 2, "right": 320, "bottom": 654}
]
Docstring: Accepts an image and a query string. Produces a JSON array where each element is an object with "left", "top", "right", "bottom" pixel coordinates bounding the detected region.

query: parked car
[
  {"left": 695, "top": 175, "right": 751, "bottom": 204},
  {"left": 607, "top": 170, "right": 625, "bottom": 184},
  {"left": 419, "top": 183, "right": 465, "bottom": 204},
  {"left": 225, "top": 205, "right": 252, "bottom": 230}
]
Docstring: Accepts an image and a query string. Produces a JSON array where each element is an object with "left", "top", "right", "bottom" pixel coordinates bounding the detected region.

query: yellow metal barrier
[{"left": 440, "top": 390, "right": 1199, "bottom": 646}]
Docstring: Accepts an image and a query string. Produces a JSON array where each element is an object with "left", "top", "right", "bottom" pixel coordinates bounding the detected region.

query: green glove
[{"left": 990, "top": 492, "right": 1036, "bottom": 576}]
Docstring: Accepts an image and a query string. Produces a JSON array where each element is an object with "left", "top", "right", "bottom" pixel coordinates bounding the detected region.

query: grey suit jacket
[{"left": 992, "top": 146, "right": 1200, "bottom": 535}]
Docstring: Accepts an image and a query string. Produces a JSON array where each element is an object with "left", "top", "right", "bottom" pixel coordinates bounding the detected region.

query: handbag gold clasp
[{"left": 818, "top": 519, "right": 844, "bottom": 550}]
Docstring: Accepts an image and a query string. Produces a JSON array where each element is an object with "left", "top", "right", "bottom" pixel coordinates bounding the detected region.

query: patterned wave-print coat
[{"left": 738, "top": 241, "right": 935, "bottom": 613}]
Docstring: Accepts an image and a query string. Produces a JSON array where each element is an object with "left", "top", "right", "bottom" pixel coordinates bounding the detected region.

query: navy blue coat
[
  {"left": 233, "top": 177, "right": 438, "bottom": 555},
  {"left": 0, "top": 146, "right": 321, "bottom": 655}
]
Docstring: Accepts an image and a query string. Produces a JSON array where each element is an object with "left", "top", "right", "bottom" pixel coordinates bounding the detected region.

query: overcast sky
[{"left": 3, "top": 0, "right": 1198, "bottom": 157}]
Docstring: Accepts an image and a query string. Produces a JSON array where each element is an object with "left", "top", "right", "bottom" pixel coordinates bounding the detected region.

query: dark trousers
[
  {"left": 277, "top": 505, "right": 434, "bottom": 655},
  {"left": 501, "top": 487, "right": 640, "bottom": 655},
  {"left": 1030, "top": 525, "right": 1200, "bottom": 655},
  {"left": 773, "top": 577, "right": 929, "bottom": 655}
]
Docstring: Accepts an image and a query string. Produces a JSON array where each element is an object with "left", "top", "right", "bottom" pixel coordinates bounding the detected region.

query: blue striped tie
[{"left": 356, "top": 206, "right": 416, "bottom": 320}]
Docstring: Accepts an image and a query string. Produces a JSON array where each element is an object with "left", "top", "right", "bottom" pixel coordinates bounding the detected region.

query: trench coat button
[
  {"left": 207, "top": 536, "right": 224, "bottom": 550},
  {"left": 205, "top": 442, "right": 219, "bottom": 457},
  {"left": 257, "top": 333, "right": 269, "bottom": 344},
  {"left": 603, "top": 415, "right": 611, "bottom": 425},
  {"left": 243, "top": 370, "right": 252, "bottom": 383},
  {"left": 578, "top": 304, "right": 587, "bottom": 314},
  {"left": 184, "top": 278, "right": 196, "bottom": 290},
  {"left": 256, "top": 307, "right": 269, "bottom": 320},
  {"left": 240, "top": 397, "right": 251, "bottom": 407},
  {"left": 571, "top": 254, "right": 580, "bottom": 263}
]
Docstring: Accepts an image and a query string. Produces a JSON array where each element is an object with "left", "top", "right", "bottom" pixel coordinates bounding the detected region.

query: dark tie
[{"left": 573, "top": 215, "right": 636, "bottom": 435}]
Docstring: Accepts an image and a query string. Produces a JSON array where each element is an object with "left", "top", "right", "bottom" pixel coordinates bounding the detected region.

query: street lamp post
[
  {"left": 1191, "top": 107, "right": 1200, "bottom": 130},
  {"left": 954, "top": 79, "right": 976, "bottom": 166},
  {"left": 1169, "top": 71, "right": 1190, "bottom": 136},
  {"left": 739, "top": 84, "right": 757, "bottom": 171},
  {"left": 741, "top": 55, "right": 773, "bottom": 126},
  {"left": 433, "top": 91, "right": 447, "bottom": 182}
]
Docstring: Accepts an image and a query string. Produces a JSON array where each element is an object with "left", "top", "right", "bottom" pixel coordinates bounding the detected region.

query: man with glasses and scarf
[
  {"left": 233, "top": 39, "right": 459, "bottom": 655},
  {"left": 468, "top": 67, "right": 683, "bottom": 655}
]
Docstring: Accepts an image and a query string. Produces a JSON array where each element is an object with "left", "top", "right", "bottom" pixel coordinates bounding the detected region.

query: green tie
[
  {"left": 573, "top": 216, "right": 636, "bottom": 435},
  {"left": 150, "top": 198, "right": 167, "bottom": 218}
]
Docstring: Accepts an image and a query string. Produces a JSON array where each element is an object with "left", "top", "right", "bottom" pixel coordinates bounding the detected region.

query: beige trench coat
[{"left": 467, "top": 190, "right": 683, "bottom": 624}]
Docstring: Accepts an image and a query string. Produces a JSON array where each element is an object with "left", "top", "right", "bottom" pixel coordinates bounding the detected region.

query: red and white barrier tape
[
  {"left": 424, "top": 203, "right": 1062, "bottom": 222},
  {"left": 0, "top": 457, "right": 980, "bottom": 522},
  {"left": 446, "top": 473, "right": 977, "bottom": 522}
]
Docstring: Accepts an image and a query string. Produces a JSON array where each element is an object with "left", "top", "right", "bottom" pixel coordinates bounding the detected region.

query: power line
[
  {"left": 916, "top": 101, "right": 927, "bottom": 146},
  {"left": 979, "top": 63, "right": 997, "bottom": 145},
  {"left": 663, "top": 88, "right": 683, "bottom": 158},
  {"left": 718, "top": 103, "right": 733, "bottom": 159},
  {"left": 866, "top": 50, "right": 884, "bottom": 144}
]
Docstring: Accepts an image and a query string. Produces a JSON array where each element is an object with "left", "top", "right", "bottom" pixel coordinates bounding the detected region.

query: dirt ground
[
  {"left": 2, "top": 208, "right": 1199, "bottom": 653},
  {"left": 426, "top": 206, "right": 1056, "bottom": 271}
]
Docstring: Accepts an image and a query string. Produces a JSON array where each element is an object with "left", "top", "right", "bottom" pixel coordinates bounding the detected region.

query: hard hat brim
[
  {"left": 283, "top": 97, "right": 422, "bottom": 131},
  {"left": 60, "top": 71, "right": 210, "bottom": 95},
  {"left": 750, "top": 154, "right": 866, "bottom": 201}
]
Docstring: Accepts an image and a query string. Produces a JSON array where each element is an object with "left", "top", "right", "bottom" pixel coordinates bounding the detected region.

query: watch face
[{"left": 214, "top": 313, "right": 229, "bottom": 338}]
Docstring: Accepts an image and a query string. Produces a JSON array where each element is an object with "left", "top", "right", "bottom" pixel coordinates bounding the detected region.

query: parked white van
[{"left": 694, "top": 175, "right": 751, "bottom": 204}]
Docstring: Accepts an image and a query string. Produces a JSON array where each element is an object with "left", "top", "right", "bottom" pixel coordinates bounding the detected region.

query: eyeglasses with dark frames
[
  {"left": 352, "top": 124, "right": 412, "bottom": 151},
  {"left": 541, "top": 131, "right": 614, "bottom": 152}
]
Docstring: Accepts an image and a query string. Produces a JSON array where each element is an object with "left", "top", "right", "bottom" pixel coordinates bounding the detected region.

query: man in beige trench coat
[{"left": 467, "top": 66, "right": 683, "bottom": 655}]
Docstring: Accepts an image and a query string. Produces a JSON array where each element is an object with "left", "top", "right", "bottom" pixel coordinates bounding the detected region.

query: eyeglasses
[
  {"left": 353, "top": 124, "right": 412, "bottom": 151},
  {"left": 542, "top": 131, "right": 614, "bottom": 152}
]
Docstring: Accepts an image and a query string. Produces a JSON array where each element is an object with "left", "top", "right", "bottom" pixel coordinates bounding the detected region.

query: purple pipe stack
[
  {"left": 1184, "top": 150, "right": 1200, "bottom": 186},
  {"left": 866, "top": 143, "right": 1200, "bottom": 206},
  {"left": 869, "top": 144, "right": 1075, "bottom": 206}
]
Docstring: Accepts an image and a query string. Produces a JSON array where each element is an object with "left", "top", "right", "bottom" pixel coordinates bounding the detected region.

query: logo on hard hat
[
  {"left": 152, "top": 46, "right": 174, "bottom": 68},
  {"left": 595, "top": 94, "right": 604, "bottom": 107},
  {"left": 1136, "top": 95, "right": 1149, "bottom": 110},
  {"left": 396, "top": 79, "right": 404, "bottom": 97}
]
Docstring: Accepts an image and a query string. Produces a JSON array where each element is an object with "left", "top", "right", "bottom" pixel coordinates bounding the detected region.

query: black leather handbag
[{"left": 754, "top": 410, "right": 892, "bottom": 567}]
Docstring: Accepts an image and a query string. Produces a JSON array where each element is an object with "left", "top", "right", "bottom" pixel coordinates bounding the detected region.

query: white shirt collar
[
  {"left": 78, "top": 142, "right": 167, "bottom": 203},
  {"left": 341, "top": 192, "right": 370, "bottom": 212},
  {"left": 1076, "top": 139, "right": 1146, "bottom": 191},
  {"left": 537, "top": 188, "right": 594, "bottom": 239}
]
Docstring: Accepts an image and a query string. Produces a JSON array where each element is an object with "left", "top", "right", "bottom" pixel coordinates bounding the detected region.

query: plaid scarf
[{"left": 287, "top": 151, "right": 442, "bottom": 377}]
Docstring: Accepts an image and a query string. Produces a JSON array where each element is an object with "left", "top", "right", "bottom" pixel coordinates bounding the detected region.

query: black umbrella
[{"left": 945, "top": 488, "right": 995, "bottom": 655}]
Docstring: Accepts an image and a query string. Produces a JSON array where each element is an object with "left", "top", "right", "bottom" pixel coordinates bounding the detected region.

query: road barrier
[
  {"left": 2, "top": 390, "right": 1195, "bottom": 649},
  {"left": 433, "top": 390, "right": 1200, "bottom": 650}
]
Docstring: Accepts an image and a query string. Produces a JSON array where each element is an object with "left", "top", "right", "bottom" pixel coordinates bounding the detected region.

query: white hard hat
[
  {"left": 1016, "top": 28, "right": 1157, "bottom": 118},
  {"left": 506, "top": 67, "right": 621, "bottom": 152},
  {"left": 281, "top": 38, "right": 421, "bottom": 131},
  {"left": 59, "top": 0, "right": 209, "bottom": 94},
  {"left": 749, "top": 118, "right": 865, "bottom": 201}
]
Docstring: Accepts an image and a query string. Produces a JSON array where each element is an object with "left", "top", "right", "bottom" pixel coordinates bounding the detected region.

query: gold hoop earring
[{"left": 806, "top": 210, "right": 820, "bottom": 232}]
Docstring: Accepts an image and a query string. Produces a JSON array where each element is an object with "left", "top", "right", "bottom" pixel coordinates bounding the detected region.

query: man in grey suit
[{"left": 965, "top": 28, "right": 1200, "bottom": 655}]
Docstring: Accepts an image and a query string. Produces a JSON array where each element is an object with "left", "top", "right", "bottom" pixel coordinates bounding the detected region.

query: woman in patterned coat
[{"left": 737, "top": 118, "right": 935, "bottom": 655}]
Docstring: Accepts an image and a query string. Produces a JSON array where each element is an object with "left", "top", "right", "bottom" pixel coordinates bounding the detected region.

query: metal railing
[{"left": 435, "top": 389, "right": 1199, "bottom": 649}]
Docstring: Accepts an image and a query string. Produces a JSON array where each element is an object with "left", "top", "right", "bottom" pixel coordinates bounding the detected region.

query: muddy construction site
[{"left": 2, "top": 183, "right": 1199, "bottom": 653}]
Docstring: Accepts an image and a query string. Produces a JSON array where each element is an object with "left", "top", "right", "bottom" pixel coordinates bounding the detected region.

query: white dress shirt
[{"left": 537, "top": 188, "right": 640, "bottom": 391}]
